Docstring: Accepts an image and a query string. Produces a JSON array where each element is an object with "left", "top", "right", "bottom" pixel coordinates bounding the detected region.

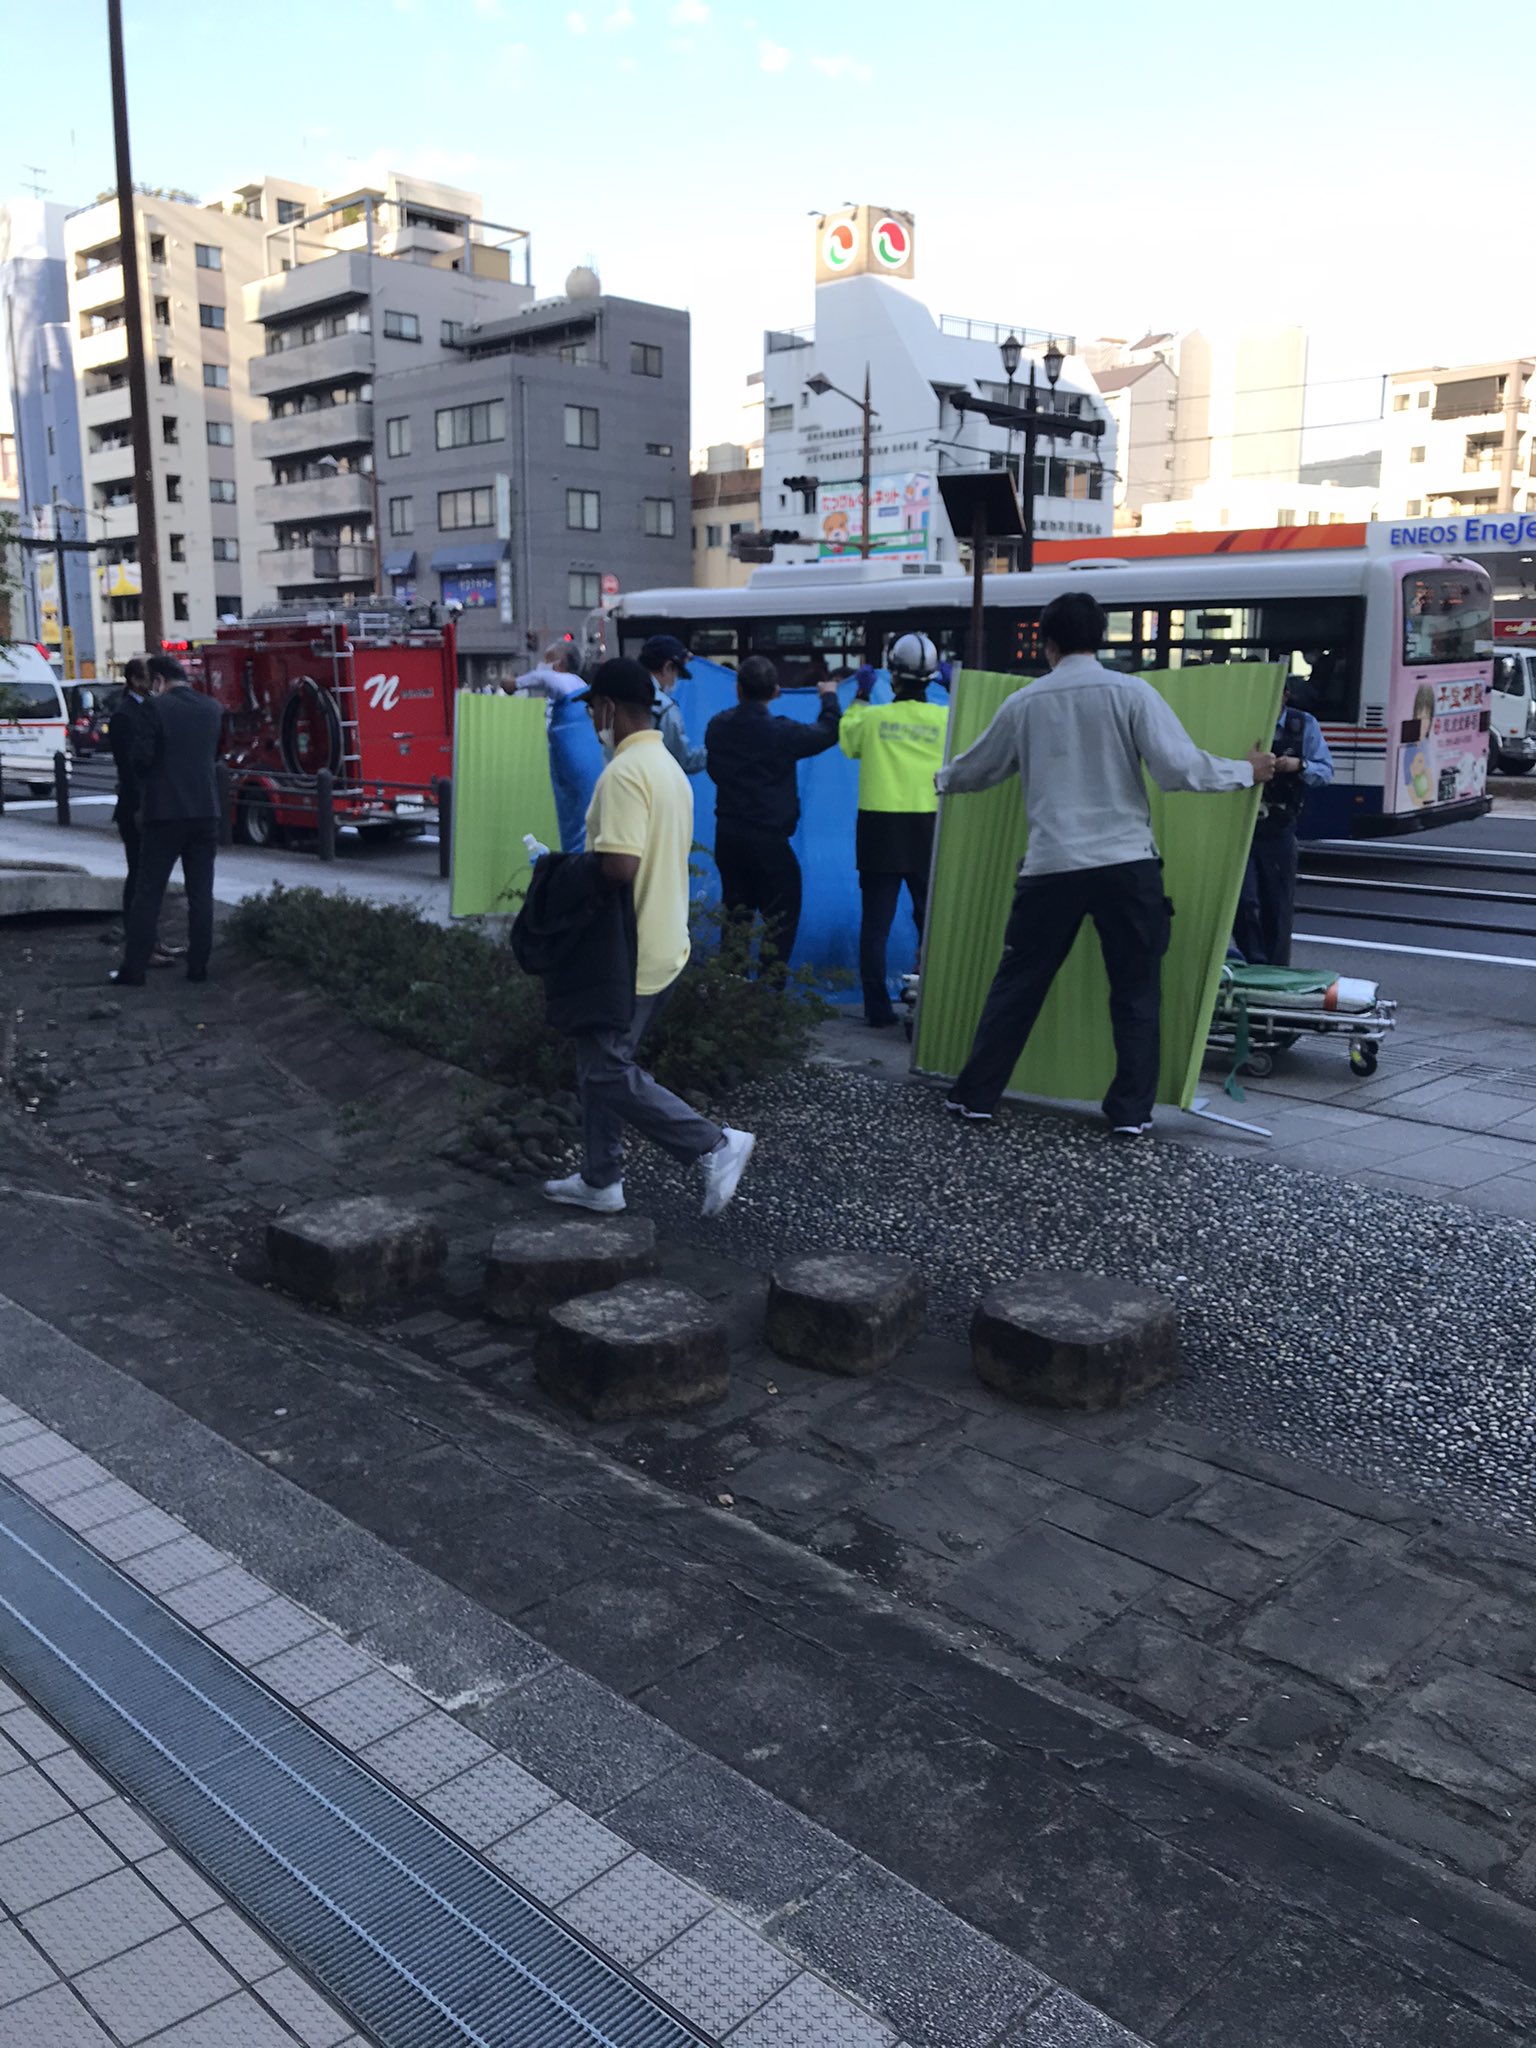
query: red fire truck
[{"left": 188, "top": 603, "right": 459, "bottom": 847}]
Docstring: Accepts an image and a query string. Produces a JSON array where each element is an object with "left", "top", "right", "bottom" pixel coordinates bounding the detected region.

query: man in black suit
[
  {"left": 113, "top": 655, "right": 224, "bottom": 987},
  {"left": 108, "top": 658, "right": 151, "bottom": 921}
]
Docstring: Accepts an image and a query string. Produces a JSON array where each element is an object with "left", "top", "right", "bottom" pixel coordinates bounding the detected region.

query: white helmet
[{"left": 889, "top": 631, "right": 938, "bottom": 680}]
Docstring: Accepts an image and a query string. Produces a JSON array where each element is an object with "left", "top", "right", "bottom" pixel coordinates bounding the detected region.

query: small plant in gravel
[{"left": 228, "top": 887, "right": 832, "bottom": 1171}]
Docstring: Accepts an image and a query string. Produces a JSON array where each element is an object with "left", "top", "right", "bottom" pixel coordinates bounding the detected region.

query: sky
[{"left": 6, "top": 0, "right": 1533, "bottom": 465}]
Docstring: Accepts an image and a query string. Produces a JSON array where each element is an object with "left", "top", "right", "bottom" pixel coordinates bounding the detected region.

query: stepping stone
[
  {"left": 764, "top": 1252, "right": 925, "bottom": 1377},
  {"left": 535, "top": 1280, "right": 728, "bottom": 1420},
  {"left": 267, "top": 1196, "right": 447, "bottom": 1311},
  {"left": 971, "top": 1272, "right": 1180, "bottom": 1411},
  {"left": 483, "top": 1214, "right": 659, "bottom": 1322}
]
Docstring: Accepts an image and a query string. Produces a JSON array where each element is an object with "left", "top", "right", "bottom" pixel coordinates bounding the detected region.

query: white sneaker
[
  {"left": 1108, "top": 1123, "right": 1153, "bottom": 1142},
  {"left": 699, "top": 1127, "right": 755, "bottom": 1218},
  {"left": 542, "top": 1173, "right": 626, "bottom": 1213}
]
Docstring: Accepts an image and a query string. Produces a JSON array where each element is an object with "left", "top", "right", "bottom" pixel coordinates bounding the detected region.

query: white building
[
  {"left": 1138, "top": 477, "right": 1377, "bottom": 537},
  {"left": 64, "top": 175, "right": 321, "bottom": 650},
  {"left": 1379, "top": 357, "right": 1534, "bottom": 523},
  {"left": 758, "top": 208, "right": 1114, "bottom": 567}
]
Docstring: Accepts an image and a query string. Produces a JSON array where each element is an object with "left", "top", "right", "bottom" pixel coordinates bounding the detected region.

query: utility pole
[
  {"left": 859, "top": 363, "right": 872, "bottom": 560},
  {"left": 107, "top": 0, "right": 163, "bottom": 652}
]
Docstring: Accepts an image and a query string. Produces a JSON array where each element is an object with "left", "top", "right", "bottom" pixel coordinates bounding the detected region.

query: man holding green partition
[{"left": 935, "top": 593, "right": 1276, "bottom": 1139}]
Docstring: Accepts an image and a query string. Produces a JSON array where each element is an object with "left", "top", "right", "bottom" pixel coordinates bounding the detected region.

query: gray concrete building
[{"left": 374, "top": 283, "right": 689, "bottom": 686}]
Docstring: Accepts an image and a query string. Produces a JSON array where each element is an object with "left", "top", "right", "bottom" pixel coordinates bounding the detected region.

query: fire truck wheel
[{"left": 234, "top": 789, "right": 283, "bottom": 849}]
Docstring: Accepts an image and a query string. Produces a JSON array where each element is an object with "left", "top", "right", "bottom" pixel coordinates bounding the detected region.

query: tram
[{"left": 592, "top": 545, "right": 1494, "bottom": 839}]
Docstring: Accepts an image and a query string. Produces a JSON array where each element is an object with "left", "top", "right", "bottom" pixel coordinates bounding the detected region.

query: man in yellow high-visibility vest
[{"left": 840, "top": 633, "right": 950, "bottom": 1026}]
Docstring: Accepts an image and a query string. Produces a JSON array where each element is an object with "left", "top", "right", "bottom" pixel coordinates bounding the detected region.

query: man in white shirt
[{"left": 935, "top": 591, "right": 1276, "bottom": 1139}]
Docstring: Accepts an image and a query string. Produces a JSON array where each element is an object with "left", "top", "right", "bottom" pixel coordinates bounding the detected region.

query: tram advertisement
[{"left": 1387, "top": 672, "right": 1488, "bottom": 814}]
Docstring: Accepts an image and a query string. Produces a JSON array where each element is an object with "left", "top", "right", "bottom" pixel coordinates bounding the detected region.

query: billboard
[
  {"left": 817, "top": 471, "right": 932, "bottom": 561},
  {"left": 814, "top": 206, "right": 915, "bottom": 285}
]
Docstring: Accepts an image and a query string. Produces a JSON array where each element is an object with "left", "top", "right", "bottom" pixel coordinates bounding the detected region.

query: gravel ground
[{"left": 625, "top": 1066, "right": 1536, "bottom": 1538}]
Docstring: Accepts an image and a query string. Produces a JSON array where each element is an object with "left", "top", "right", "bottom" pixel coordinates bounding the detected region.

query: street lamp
[
  {"left": 804, "top": 367, "right": 876, "bottom": 558},
  {"left": 999, "top": 336, "right": 1022, "bottom": 556}
]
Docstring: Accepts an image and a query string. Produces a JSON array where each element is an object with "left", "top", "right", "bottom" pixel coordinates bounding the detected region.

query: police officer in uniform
[{"left": 1233, "top": 688, "right": 1334, "bottom": 966}]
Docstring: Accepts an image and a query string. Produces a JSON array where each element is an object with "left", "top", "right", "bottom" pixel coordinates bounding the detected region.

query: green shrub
[{"left": 227, "top": 885, "right": 830, "bottom": 1102}]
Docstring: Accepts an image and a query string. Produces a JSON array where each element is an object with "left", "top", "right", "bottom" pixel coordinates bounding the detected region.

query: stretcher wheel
[
  {"left": 1239, "top": 1050, "right": 1275, "bottom": 1080},
  {"left": 1349, "top": 1043, "right": 1379, "bottom": 1078}
]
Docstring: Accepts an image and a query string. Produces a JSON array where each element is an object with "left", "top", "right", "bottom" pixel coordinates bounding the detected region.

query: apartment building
[
  {"left": 64, "top": 176, "right": 320, "bottom": 651},
  {"left": 692, "top": 443, "right": 761, "bottom": 588},
  {"left": 1379, "top": 357, "right": 1534, "bottom": 521},
  {"left": 245, "top": 175, "right": 533, "bottom": 607},
  {"left": 376, "top": 281, "right": 689, "bottom": 685}
]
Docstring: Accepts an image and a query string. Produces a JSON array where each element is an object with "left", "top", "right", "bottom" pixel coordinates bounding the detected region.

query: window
[
  {"left": 564, "top": 404, "right": 599, "bottom": 450},
  {"left": 569, "top": 571, "right": 601, "bottom": 609},
  {"left": 165, "top": 474, "right": 181, "bottom": 503},
  {"left": 630, "top": 342, "right": 664, "bottom": 377},
  {"left": 767, "top": 404, "right": 793, "bottom": 432},
  {"left": 389, "top": 496, "right": 413, "bottom": 536},
  {"left": 276, "top": 197, "right": 304, "bottom": 225},
  {"left": 646, "top": 442, "right": 673, "bottom": 457},
  {"left": 209, "top": 478, "right": 236, "bottom": 503},
  {"left": 172, "top": 593, "right": 189, "bottom": 622},
  {"left": 195, "top": 244, "right": 222, "bottom": 271},
  {"left": 1409, "top": 446, "right": 1425, "bottom": 464},
  {"left": 566, "top": 488, "right": 601, "bottom": 531},
  {"left": 168, "top": 533, "right": 185, "bottom": 563},
  {"left": 1306, "top": 511, "right": 1321, "bottom": 525},
  {"left": 199, "top": 304, "right": 225, "bottom": 330},
  {"left": 159, "top": 356, "right": 174, "bottom": 386},
  {"left": 202, "top": 363, "right": 228, "bottom": 388},
  {"left": 153, "top": 296, "right": 170, "bottom": 324},
  {"left": 1417, "top": 389, "right": 1431, "bottom": 407},
  {"left": 216, "top": 595, "right": 240, "bottom": 618},
  {"left": 383, "top": 310, "right": 421, "bottom": 342},
  {"left": 1393, "top": 393, "right": 1410, "bottom": 412},
  {"left": 558, "top": 339, "right": 593, "bottom": 365},
  {"left": 149, "top": 235, "right": 166, "bottom": 264},
  {"left": 211, "top": 537, "right": 239, "bottom": 562},
  {"left": 434, "top": 400, "right": 505, "bottom": 449},
  {"left": 438, "top": 486, "right": 493, "bottom": 530},
  {"left": 161, "top": 417, "right": 178, "bottom": 445},
  {"left": 47, "top": 425, "right": 55, "bottom": 455},
  {"left": 384, "top": 416, "right": 411, "bottom": 459},
  {"left": 1403, "top": 569, "right": 1493, "bottom": 666},
  {"left": 1276, "top": 508, "right": 1295, "bottom": 526},
  {"left": 206, "top": 420, "right": 234, "bottom": 446},
  {"left": 441, "top": 319, "right": 464, "bottom": 346},
  {"left": 1406, "top": 499, "right": 1422, "bottom": 516},
  {"left": 643, "top": 496, "right": 676, "bottom": 538},
  {"left": 705, "top": 523, "right": 723, "bottom": 548}
]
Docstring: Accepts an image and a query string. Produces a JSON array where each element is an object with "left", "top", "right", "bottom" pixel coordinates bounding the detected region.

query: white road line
[{"left": 1294, "top": 932, "right": 1536, "bottom": 969}]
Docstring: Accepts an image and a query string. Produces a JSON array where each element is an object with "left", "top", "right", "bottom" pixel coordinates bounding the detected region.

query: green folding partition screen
[
  {"left": 914, "top": 663, "right": 1286, "bottom": 1111},
  {"left": 449, "top": 694, "right": 561, "bottom": 919}
]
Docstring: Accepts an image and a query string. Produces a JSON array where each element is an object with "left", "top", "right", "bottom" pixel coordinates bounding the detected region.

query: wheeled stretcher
[{"left": 1206, "top": 963, "right": 1396, "bottom": 1081}]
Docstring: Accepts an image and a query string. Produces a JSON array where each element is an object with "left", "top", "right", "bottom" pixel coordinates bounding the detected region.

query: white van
[
  {"left": 1492, "top": 647, "right": 1536, "bottom": 775},
  {"left": 0, "top": 643, "right": 70, "bottom": 796}
]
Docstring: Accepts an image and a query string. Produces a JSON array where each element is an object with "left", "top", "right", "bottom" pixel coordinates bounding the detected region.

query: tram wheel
[{"left": 1349, "top": 1043, "right": 1379, "bottom": 1078}]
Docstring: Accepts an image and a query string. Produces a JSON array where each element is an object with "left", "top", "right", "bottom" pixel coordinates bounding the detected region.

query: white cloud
[
  {"left": 605, "top": 2, "right": 635, "bottom": 24},
  {"left": 758, "top": 37, "right": 791, "bottom": 72},
  {"left": 567, "top": 8, "right": 588, "bottom": 30},
  {"left": 492, "top": 39, "right": 534, "bottom": 85},
  {"left": 618, "top": 51, "right": 637, "bottom": 69},
  {"left": 811, "top": 53, "right": 872, "bottom": 83},
  {"left": 671, "top": 0, "right": 709, "bottom": 21},
  {"left": 472, "top": 0, "right": 506, "bottom": 16}
]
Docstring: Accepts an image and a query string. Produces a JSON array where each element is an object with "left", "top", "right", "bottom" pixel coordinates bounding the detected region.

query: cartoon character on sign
[
  {"left": 902, "top": 478, "right": 930, "bottom": 535},
  {"left": 822, "top": 511, "right": 851, "bottom": 552}
]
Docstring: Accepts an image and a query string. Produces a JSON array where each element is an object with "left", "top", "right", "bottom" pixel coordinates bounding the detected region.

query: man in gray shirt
[{"left": 935, "top": 591, "right": 1275, "bottom": 1138}]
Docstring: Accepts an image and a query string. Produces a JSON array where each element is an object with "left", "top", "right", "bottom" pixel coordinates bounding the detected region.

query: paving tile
[
  {"left": 999, "top": 1988, "right": 1152, "bottom": 2044},
  {"left": 12, "top": 1452, "right": 111, "bottom": 1506},
  {"left": 421, "top": 1753, "right": 558, "bottom": 1849},
  {"left": 87, "top": 1506, "right": 188, "bottom": 1564},
  {"left": 121, "top": 1534, "right": 234, "bottom": 1598},
  {"left": 0, "top": 1677, "right": 25, "bottom": 1711},
  {"left": 0, "top": 1709, "right": 69, "bottom": 1762},
  {"left": 36, "top": 1752, "right": 117, "bottom": 1811},
  {"left": 560, "top": 1851, "right": 713, "bottom": 1969},
  {"left": 484, "top": 1800, "right": 629, "bottom": 1903},
  {"left": 0, "top": 1430, "right": 76, "bottom": 1479},
  {"left": 0, "top": 1729, "right": 27, "bottom": 1777},
  {"left": 87, "top": 1797, "right": 166, "bottom": 1862},
  {"left": 138, "top": 1991, "right": 307, "bottom": 2047},
  {"left": 0, "top": 1918, "right": 57, "bottom": 2008},
  {"left": 0, "top": 1981, "right": 115, "bottom": 2045},
  {"left": 305, "top": 1670, "right": 425, "bottom": 1750},
  {"left": 0, "top": 1816, "right": 123, "bottom": 1913},
  {"left": 74, "top": 1927, "right": 239, "bottom": 2043},
  {"left": 0, "top": 1415, "right": 43, "bottom": 1445},
  {"left": 725, "top": 1972, "right": 897, "bottom": 2046},
  {"left": 250, "top": 1967, "right": 353, "bottom": 2046},
  {"left": 1239, "top": 1543, "right": 1469, "bottom": 1698},
  {"left": 203, "top": 1598, "right": 324, "bottom": 1666},
  {"left": 51, "top": 1479, "right": 153, "bottom": 1533},
  {"left": 944, "top": 1525, "right": 1162, "bottom": 1658},
  {"left": 21, "top": 1867, "right": 178, "bottom": 1975},
  {"left": 137, "top": 1850, "right": 223, "bottom": 1919},
  {"left": 0, "top": 1766, "right": 71, "bottom": 1844},
  {"left": 640, "top": 1911, "right": 797, "bottom": 2036},
  {"left": 162, "top": 1566, "right": 273, "bottom": 1631},
  {"left": 358, "top": 1712, "right": 494, "bottom": 1797},
  {"left": 251, "top": 1635, "right": 374, "bottom": 1707},
  {"left": 189, "top": 1907, "right": 285, "bottom": 1986}
]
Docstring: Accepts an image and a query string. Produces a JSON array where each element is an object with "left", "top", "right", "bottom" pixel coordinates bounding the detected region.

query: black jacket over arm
[
  {"left": 511, "top": 852, "right": 639, "bottom": 1036},
  {"left": 704, "top": 693, "right": 842, "bottom": 838},
  {"left": 108, "top": 695, "right": 149, "bottom": 823},
  {"left": 132, "top": 685, "right": 224, "bottom": 825}
]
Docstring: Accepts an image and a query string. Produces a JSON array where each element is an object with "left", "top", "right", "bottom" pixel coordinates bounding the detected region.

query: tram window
[
  {"left": 1098, "top": 607, "right": 1143, "bottom": 673},
  {"left": 688, "top": 626, "right": 739, "bottom": 664},
  {"left": 1402, "top": 572, "right": 1494, "bottom": 666}
]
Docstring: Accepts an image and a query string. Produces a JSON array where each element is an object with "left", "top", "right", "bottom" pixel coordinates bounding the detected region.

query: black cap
[
  {"left": 639, "top": 633, "right": 691, "bottom": 679},
  {"left": 580, "top": 656, "right": 657, "bottom": 708}
]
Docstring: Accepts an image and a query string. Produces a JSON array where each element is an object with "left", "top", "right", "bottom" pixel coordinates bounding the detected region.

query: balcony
[
  {"left": 251, "top": 400, "right": 373, "bottom": 463},
  {"left": 259, "top": 542, "right": 375, "bottom": 588},
  {"left": 89, "top": 427, "right": 134, "bottom": 457},
  {"left": 249, "top": 329, "right": 372, "bottom": 397},
  {"left": 75, "top": 323, "right": 130, "bottom": 373},
  {"left": 73, "top": 261, "right": 127, "bottom": 314},
  {"left": 247, "top": 249, "right": 372, "bottom": 327},
  {"left": 253, "top": 472, "right": 373, "bottom": 524}
]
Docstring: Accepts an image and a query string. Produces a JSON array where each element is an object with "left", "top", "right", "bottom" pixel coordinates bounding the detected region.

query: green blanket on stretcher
[{"left": 1216, "top": 963, "right": 1363, "bottom": 1099}]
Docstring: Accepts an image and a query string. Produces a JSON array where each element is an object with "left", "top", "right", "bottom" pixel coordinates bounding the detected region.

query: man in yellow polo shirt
[{"left": 543, "top": 657, "right": 755, "bottom": 1218}]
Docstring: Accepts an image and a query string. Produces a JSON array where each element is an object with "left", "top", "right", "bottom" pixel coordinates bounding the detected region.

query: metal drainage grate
[{"left": 0, "top": 1481, "right": 716, "bottom": 2048}]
